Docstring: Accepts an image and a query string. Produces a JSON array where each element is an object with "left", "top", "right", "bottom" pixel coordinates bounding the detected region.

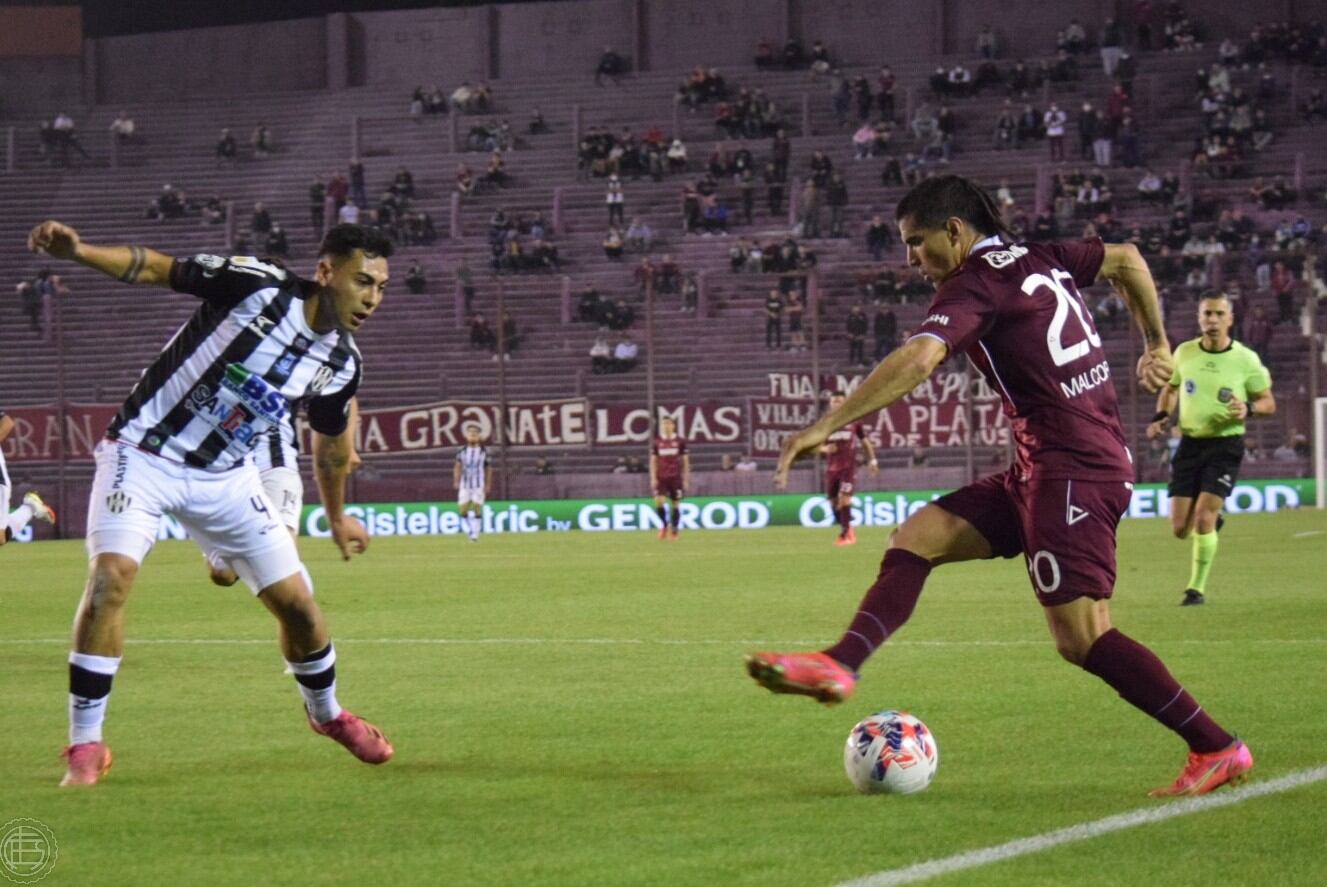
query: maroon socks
[
  {"left": 837, "top": 506, "right": 852, "bottom": 535},
  {"left": 1081, "top": 628, "right": 1234, "bottom": 754},
  {"left": 823, "top": 549, "right": 932, "bottom": 671}
]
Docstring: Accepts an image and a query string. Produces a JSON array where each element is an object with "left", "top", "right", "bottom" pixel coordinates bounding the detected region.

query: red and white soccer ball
[{"left": 843, "top": 710, "right": 939, "bottom": 795}]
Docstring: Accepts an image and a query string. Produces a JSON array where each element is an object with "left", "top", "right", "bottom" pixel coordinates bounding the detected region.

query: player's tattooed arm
[
  {"left": 27, "top": 220, "right": 172, "bottom": 285},
  {"left": 314, "top": 427, "right": 367, "bottom": 560},
  {"left": 1097, "top": 243, "right": 1172, "bottom": 392}
]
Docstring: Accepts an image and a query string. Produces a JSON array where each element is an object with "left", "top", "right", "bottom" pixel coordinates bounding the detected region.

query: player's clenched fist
[
  {"left": 330, "top": 515, "right": 369, "bottom": 560},
  {"left": 1136, "top": 346, "right": 1174, "bottom": 394},
  {"left": 28, "top": 220, "right": 81, "bottom": 260}
]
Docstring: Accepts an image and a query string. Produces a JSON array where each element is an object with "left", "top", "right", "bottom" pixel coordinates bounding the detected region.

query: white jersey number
[{"left": 1021, "top": 270, "right": 1102, "bottom": 367}]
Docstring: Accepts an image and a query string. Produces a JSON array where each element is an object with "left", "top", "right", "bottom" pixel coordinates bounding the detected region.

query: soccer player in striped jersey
[
  {"left": 205, "top": 399, "right": 362, "bottom": 588},
  {"left": 28, "top": 220, "right": 395, "bottom": 785},
  {"left": 650, "top": 417, "right": 689, "bottom": 540},
  {"left": 453, "top": 424, "right": 490, "bottom": 542},
  {"left": 0, "top": 409, "right": 57, "bottom": 546}
]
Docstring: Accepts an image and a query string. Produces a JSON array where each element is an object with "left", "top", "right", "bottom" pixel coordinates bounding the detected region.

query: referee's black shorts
[{"left": 1168, "top": 435, "right": 1245, "bottom": 500}]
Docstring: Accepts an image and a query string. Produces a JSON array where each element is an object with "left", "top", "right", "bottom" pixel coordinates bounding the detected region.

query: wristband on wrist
[
  {"left": 1246, "top": 402, "right": 1256, "bottom": 418},
  {"left": 1151, "top": 411, "right": 1169, "bottom": 424}
]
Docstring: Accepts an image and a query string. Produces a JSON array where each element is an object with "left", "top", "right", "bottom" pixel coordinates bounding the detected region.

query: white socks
[
  {"left": 5, "top": 503, "right": 34, "bottom": 538},
  {"left": 68, "top": 651, "right": 122, "bottom": 744},
  {"left": 286, "top": 643, "right": 342, "bottom": 724},
  {"left": 468, "top": 514, "right": 480, "bottom": 539}
]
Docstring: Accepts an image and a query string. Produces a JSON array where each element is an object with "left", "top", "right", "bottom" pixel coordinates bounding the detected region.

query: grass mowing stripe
[{"left": 835, "top": 765, "right": 1327, "bottom": 887}]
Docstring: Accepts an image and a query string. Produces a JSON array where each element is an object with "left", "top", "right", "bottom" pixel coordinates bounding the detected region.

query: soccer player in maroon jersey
[
  {"left": 748, "top": 175, "right": 1252, "bottom": 797},
  {"left": 821, "top": 391, "right": 878, "bottom": 546},
  {"left": 650, "top": 417, "right": 690, "bottom": 540}
]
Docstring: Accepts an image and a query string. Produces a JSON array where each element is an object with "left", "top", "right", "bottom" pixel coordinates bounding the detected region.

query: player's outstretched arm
[
  {"left": 313, "top": 428, "right": 368, "bottom": 561},
  {"left": 775, "top": 336, "right": 945, "bottom": 488},
  {"left": 1097, "top": 243, "right": 1172, "bottom": 392},
  {"left": 28, "top": 220, "right": 173, "bottom": 286}
]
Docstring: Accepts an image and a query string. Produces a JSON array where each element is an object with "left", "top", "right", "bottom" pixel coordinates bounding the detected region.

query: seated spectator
[
  {"left": 657, "top": 255, "right": 680, "bottom": 293},
  {"left": 109, "top": 111, "right": 136, "bottom": 143},
  {"left": 482, "top": 152, "right": 509, "bottom": 189},
  {"left": 455, "top": 163, "right": 475, "bottom": 197},
  {"left": 754, "top": 40, "right": 775, "bottom": 69},
  {"left": 612, "top": 336, "right": 639, "bottom": 372},
  {"left": 468, "top": 314, "right": 496, "bottom": 351},
  {"left": 976, "top": 24, "right": 999, "bottom": 59},
  {"left": 625, "top": 217, "right": 653, "bottom": 252},
  {"left": 146, "top": 184, "right": 187, "bottom": 221},
  {"left": 1137, "top": 168, "right": 1164, "bottom": 202},
  {"left": 665, "top": 137, "right": 688, "bottom": 173},
  {"left": 612, "top": 457, "right": 630, "bottom": 473},
  {"left": 250, "top": 201, "right": 272, "bottom": 234},
  {"left": 596, "top": 48, "right": 627, "bottom": 85},
  {"left": 264, "top": 223, "right": 288, "bottom": 258},
  {"left": 338, "top": 200, "right": 360, "bottom": 225},
  {"left": 589, "top": 336, "right": 612, "bottom": 373},
  {"left": 215, "top": 128, "right": 237, "bottom": 164},
  {"left": 251, "top": 122, "right": 273, "bottom": 157},
  {"left": 200, "top": 195, "right": 224, "bottom": 225},
  {"left": 577, "top": 287, "right": 603, "bottom": 322},
  {"left": 608, "top": 298, "right": 635, "bottom": 331},
  {"left": 603, "top": 226, "right": 625, "bottom": 259},
  {"left": 734, "top": 454, "right": 759, "bottom": 471},
  {"left": 782, "top": 37, "right": 805, "bottom": 69},
  {"left": 532, "top": 457, "right": 555, "bottom": 475},
  {"left": 531, "top": 239, "right": 560, "bottom": 271},
  {"left": 528, "top": 107, "right": 548, "bottom": 136},
  {"left": 809, "top": 40, "right": 831, "bottom": 75},
  {"left": 405, "top": 260, "right": 427, "bottom": 294}
]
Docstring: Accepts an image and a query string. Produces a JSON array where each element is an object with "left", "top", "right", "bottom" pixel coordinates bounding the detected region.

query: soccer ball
[{"left": 843, "top": 710, "right": 939, "bottom": 795}]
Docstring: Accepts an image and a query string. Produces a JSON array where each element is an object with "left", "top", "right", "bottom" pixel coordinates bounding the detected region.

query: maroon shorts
[
  {"left": 654, "top": 476, "right": 684, "bottom": 499},
  {"left": 933, "top": 470, "right": 1133, "bottom": 607},
  {"left": 826, "top": 469, "right": 855, "bottom": 499}
]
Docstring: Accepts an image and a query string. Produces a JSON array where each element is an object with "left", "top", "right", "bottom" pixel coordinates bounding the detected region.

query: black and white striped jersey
[
  {"left": 254, "top": 411, "right": 299, "bottom": 473},
  {"left": 455, "top": 445, "right": 488, "bottom": 489},
  {"left": 106, "top": 254, "right": 361, "bottom": 472}
]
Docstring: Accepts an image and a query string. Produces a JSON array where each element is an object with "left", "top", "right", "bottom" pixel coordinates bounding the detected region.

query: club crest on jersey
[
  {"left": 106, "top": 491, "right": 131, "bottom": 514},
  {"left": 309, "top": 365, "right": 336, "bottom": 393},
  {"left": 247, "top": 315, "right": 276, "bottom": 337}
]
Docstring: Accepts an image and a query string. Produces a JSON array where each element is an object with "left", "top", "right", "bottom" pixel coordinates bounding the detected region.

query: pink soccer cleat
[
  {"left": 745, "top": 651, "right": 857, "bottom": 705},
  {"left": 59, "top": 741, "right": 112, "bottom": 787},
  {"left": 1149, "top": 739, "right": 1253, "bottom": 797},
  {"left": 308, "top": 711, "right": 394, "bottom": 764},
  {"left": 658, "top": 527, "right": 669, "bottom": 541},
  {"left": 669, "top": 527, "right": 679, "bottom": 540}
]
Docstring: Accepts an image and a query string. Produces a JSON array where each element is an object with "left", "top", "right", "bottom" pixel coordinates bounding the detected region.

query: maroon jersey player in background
[
  {"left": 650, "top": 416, "right": 690, "bottom": 540},
  {"left": 820, "top": 391, "right": 878, "bottom": 546},
  {"left": 749, "top": 175, "right": 1252, "bottom": 798}
]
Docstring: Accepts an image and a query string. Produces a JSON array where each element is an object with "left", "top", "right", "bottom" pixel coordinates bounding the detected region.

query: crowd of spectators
[
  {"left": 487, "top": 208, "right": 559, "bottom": 273},
  {"left": 578, "top": 126, "right": 687, "bottom": 180}
]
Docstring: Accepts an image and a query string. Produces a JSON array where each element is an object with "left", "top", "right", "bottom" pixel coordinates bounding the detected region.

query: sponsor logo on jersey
[
  {"left": 980, "top": 244, "right": 1028, "bottom": 269},
  {"left": 247, "top": 315, "right": 276, "bottom": 337},
  {"left": 924, "top": 313, "right": 950, "bottom": 326}
]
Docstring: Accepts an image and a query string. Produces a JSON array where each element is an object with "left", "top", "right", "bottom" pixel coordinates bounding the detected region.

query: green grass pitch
[{"left": 1, "top": 510, "right": 1324, "bottom": 886}]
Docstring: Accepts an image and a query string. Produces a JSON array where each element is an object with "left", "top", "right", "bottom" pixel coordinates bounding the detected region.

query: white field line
[
  {"left": 0, "top": 637, "right": 1323, "bottom": 648},
  {"left": 836, "top": 765, "right": 1327, "bottom": 887},
  {"left": 1292, "top": 529, "right": 1326, "bottom": 538}
]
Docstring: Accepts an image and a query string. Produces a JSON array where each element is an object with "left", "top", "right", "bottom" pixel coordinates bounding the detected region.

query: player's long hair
[{"left": 895, "top": 175, "right": 1012, "bottom": 240}]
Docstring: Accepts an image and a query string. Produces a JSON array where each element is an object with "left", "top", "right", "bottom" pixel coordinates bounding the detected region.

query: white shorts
[
  {"left": 458, "top": 486, "right": 485, "bottom": 507},
  {"left": 259, "top": 466, "right": 304, "bottom": 532},
  {"left": 0, "top": 483, "right": 10, "bottom": 516},
  {"left": 87, "top": 441, "right": 301, "bottom": 594}
]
